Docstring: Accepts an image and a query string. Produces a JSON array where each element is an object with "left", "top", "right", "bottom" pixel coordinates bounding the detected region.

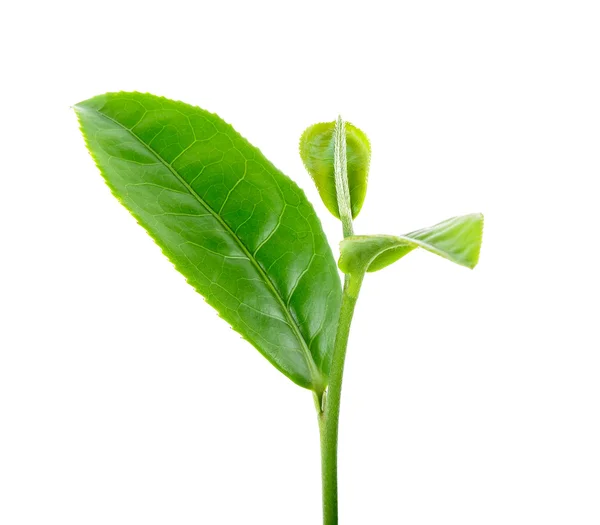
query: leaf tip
[{"left": 468, "top": 212, "right": 484, "bottom": 269}]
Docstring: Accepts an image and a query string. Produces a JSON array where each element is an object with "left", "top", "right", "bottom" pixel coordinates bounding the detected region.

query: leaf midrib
[{"left": 82, "top": 105, "right": 323, "bottom": 387}]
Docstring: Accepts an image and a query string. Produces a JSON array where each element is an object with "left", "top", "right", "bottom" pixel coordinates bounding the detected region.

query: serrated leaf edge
[{"left": 74, "top": 93, "right": 332, "bottom": 391}]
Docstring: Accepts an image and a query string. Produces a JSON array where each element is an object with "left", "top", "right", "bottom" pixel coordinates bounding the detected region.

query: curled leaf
[
  {"left": 299, "top": 120, "right": 370, "bottom": 219},
  {"left": 339, "top": 213, "right": 484, "bottom": 275}
]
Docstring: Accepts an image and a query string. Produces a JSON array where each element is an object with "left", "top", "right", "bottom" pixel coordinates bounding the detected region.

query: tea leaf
[
  {"left": 75, "top": 92, "right": 342, "bottom": 391},
  {"left": 339, "top": 213, "right": 484, "bottom": 275},
  {"left": 299, "top": 120, "right": 370, "bottom": 219}
]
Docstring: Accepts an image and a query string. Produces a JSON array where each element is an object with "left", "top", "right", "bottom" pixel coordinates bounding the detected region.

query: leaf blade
[
  {"left": 339, "top": 213, "right": 484, "bottom": 275},
  {"left": 75, "top": 92, "right": 342, "bottom": 391}
]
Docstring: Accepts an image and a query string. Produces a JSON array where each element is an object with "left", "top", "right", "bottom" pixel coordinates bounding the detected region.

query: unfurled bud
[{"left": 299, "top": 120, "right": 371, "bottom": 220}]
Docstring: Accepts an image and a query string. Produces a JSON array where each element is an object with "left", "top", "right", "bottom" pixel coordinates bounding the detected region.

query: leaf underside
[
  {"left": 75, "top": 92, "right": 342, "bottom": 391},
  {"left": 338, "top": 213, "right": 484, "bottom": 275}
]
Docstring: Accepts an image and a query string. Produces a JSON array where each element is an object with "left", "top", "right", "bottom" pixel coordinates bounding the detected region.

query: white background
[{"left": 1, "top": 1, "right": 599, "bottom": 524}]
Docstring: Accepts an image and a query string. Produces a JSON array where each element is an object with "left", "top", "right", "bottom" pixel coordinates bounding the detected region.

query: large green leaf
[
  {"left": 299, "top": 120, "right": 371, "bottom": 219},
  {"left": 75, "top": 92, "right": 342, "bottom": 391},
  {"left": 338, "top": 214, "right": 484, "bottom": 275}
]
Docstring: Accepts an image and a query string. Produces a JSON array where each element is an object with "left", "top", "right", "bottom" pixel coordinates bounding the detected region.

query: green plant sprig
[{"left": 75, "top": 92, "right": 483, "bottom": 525}]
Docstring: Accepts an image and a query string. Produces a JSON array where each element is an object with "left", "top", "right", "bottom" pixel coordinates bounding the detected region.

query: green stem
[
  {"left": 315, "top": 114, "right": 361, "bottom": 524},
  {"left": 317, "top": 272, "right": 364, "bottom": 525}
]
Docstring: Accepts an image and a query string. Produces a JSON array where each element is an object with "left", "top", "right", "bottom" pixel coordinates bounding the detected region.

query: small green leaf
[
  {"left": 299, "top": 120, "right": 370, "bottom": 219},
  {"left": 338, "top": 213, "right": 484, "bottom": 275},
  {"left": 75, "top": 92, "right": 342, "bottom": 392}
]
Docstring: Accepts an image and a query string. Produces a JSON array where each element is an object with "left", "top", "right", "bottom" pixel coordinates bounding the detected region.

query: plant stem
[
  {"left": 317, "top": 272, "right": 364, "bottom": 525},
  {"left": 315, "top": 114, "right": 362, "bottom": 524}
]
